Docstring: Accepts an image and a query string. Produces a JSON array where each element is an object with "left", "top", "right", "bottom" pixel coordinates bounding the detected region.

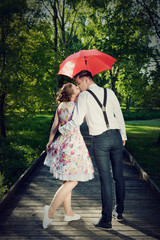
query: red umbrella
[{"left": 58, "top": 49, "right": 117, "bottom": 79}]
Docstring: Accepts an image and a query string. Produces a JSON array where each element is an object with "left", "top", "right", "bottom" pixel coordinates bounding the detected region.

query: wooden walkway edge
[
  {"left": 124, "top": 149, "right": 160, "bottom": 200},
  {"left": 0, "top": 123, "right": 160, "bottom": 240},
  {"left": 0, "top": 151, "right": 46, "bottom": 213}
]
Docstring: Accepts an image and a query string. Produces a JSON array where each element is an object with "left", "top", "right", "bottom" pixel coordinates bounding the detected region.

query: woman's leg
[
  {"left": 63, "top": 191, "right": 74, "bottom": 216},
  {"left": 48, "top": 181, "right": 78, "bottom": 218}
]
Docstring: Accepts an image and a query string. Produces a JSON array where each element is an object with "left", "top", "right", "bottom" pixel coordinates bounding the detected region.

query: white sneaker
[
  {"left": 64, "top": 213, "right": 81, "bottom": 222},
  {"left": 43, "top": 205, "right": 52, "bottom": 229}
]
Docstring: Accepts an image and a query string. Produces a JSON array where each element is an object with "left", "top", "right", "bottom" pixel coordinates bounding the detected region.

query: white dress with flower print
[{"left": 44, "top": 102, "right": 94, "bottom": 181}]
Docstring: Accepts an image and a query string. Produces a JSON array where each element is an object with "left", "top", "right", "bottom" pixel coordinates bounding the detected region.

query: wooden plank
[{"left": 0, "top": 123, "right": 160, "bottom": 240}]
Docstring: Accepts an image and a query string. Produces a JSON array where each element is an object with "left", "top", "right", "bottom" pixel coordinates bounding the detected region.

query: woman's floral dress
[{"left": 44, "top": 102, "right": 94, "bottom": 181}]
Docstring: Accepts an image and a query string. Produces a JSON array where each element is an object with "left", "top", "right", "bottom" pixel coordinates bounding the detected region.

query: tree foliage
[
  {"left": 0, "top": 0, "right": 28, "bottom": 137},
  {"left": 0, "top": 0, "right": 159, "bottom": 137}
]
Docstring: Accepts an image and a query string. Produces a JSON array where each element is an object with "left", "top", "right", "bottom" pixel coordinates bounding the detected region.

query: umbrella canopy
[{"left": 58, "top": 49, "right": 117, "bottom": 79}]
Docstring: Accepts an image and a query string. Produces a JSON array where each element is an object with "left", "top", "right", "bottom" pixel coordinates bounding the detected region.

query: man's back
[{"left": 72, "top": 84, "right": 127, "bottom": 139}]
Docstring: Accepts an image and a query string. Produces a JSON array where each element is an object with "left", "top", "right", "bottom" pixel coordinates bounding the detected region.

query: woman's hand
[{"left": 46, "top": 142, "right": 52, "bottom": 152}]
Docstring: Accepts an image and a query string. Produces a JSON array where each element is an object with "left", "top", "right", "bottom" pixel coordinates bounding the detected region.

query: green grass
[
  {"left": 1, "top": 112, "right": 160, "bottom": 199},
  {"left": 125, "top": 119, "right": 160, "bottom": 187},
  {"left": 0, "top": 113, "right": 53, "bottom": 197}
]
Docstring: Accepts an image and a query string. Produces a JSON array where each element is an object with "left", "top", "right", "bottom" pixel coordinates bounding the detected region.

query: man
[{"left": 59, "top": 70, "right": 127, "bottom": 229}]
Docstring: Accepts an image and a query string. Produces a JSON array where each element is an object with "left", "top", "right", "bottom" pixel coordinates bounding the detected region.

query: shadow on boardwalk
[{"left": 0, "top": 123, "right": 160, "bottom": 240}]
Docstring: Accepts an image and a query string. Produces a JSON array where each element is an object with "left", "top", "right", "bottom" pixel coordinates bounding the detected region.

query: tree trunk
[
  {"left": 0, "top": 20, "right": 7, "bottom": 137},
  {"left": 111, "top": 76, "right": 117, "bottom": 94},
  {"left": 58, "top": 76, "right": 64, "bottom": 88},
  {"left": 53, "top": 1, "right": 58, "bottom": 52},
  {"left": 157, "top": 134, "right": 160, "bottom": 146},
  {"left": 109, "top": 66, "right": 119, "bottom": 94},
  {"left": 126, "top": 95, "right": 132, "bottom": 111},
  {"left": 61, "top": 0, "right": 65, "bottom": 45},
  {"left": 0, "top": 90, "right": 6, "bottom": 138}
]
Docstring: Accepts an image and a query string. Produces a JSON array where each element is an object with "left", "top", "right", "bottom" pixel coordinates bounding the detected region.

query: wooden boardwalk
[{"left": 0, "top": 123, "right": 160, "bottom": 240}]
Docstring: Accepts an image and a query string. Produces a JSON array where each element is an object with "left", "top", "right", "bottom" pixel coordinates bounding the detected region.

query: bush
[
  {"left": 0, "top": 113, "right": 53, "bottom": 198},
  {"left": 0, "top": 173, "right": 8, "bottom": 198},
  {"left": 123, "top": 110, "right": 160, "bottom": 120},
  {"left": 0, "top": 139, "right": 38, "bottom": 187}
]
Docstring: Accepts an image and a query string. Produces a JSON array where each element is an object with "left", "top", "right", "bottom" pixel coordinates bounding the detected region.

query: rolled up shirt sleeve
[{"left": 111, "top": 91, "right": 127, "bottom": 140}]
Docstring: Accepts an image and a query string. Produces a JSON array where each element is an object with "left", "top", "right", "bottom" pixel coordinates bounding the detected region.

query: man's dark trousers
[{"left": 93, "top": 129, "right": 125, "bottom": 222}]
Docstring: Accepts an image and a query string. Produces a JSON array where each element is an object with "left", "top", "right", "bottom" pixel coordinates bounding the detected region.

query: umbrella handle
[{"left": 84, "top": 56, "right": 87, "bottom": 66}]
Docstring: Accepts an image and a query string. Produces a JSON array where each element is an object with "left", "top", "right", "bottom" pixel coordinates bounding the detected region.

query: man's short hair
[{"left": 74, "top": 70, "right": 93, "bottom": 80}]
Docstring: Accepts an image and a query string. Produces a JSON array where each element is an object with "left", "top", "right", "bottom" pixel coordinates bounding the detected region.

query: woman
[{"left": 43, "top": 83, "right": 94, "bottom": 229}]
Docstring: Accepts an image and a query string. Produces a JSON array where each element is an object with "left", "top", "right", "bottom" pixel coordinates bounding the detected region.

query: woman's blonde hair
[{"left": 56, "top": 83, "right": 74, "bottom": 104}]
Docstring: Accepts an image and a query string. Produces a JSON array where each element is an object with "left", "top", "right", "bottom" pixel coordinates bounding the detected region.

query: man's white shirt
[{"left": 59, "top": 84, "right": 127, "bottom": 140}]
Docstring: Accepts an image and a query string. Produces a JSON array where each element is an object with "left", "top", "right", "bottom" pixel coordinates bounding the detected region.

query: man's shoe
[
  {"left": 92, "top": 218, "right": 112, "bottom": 230},
  {"left": 64, "top": 213, "right": 81, "bottom": 222},
  {"left": 113, "top": 212, "right": 123, "bottom": 221},
  {"left": 43, "top": 205, "right": 52, "bottom": 229}
]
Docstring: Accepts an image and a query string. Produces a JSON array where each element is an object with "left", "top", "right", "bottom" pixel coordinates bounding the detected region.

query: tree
[
  {"left": 85, "top": 0, "right": 159, "bottom": 109},
  {"left": 135, "top": 0, "right": 160, "bottom": 39},
  {"left": 0, "top": 0, "right": 27, "bottom": 137},
  {"left": 1, "top": 0, "right": 159, "bottom": 139}
]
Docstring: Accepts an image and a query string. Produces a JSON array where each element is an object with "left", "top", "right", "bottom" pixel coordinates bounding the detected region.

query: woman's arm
[{"left": 46, "top": 110, "right": 59, "bottom": 152}]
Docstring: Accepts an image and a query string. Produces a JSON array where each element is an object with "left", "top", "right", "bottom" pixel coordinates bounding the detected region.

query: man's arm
[
  {"left": 59, "top": 92, "right": 87, "bottom": 135},
  {"left": 111, "top": 91, "right": 127, "bottom": 141}
]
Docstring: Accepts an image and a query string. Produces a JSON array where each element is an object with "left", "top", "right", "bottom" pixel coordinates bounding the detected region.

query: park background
[{"left": 0, "top": 0, "right": 160, "bottom": 198}]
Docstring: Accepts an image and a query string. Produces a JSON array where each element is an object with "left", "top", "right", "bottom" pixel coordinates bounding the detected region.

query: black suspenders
[{"left": 87, "top": 88, "right": 109, "bottom": 127}]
